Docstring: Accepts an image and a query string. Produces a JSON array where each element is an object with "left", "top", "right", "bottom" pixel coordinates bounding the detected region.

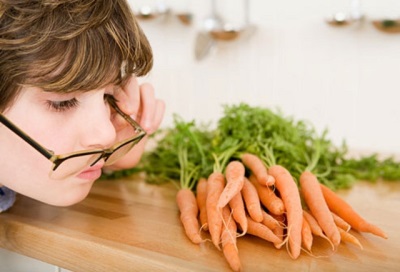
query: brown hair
[{"left": 0, "top": 0, "right": 153, "bottom": 111}]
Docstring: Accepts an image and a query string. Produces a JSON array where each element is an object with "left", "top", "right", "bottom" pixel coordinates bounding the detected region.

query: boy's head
[{"left": 0, "top": 0, "right": 153, "bottom": 112}]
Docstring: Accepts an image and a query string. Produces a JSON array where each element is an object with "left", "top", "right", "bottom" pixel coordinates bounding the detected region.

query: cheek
[
  {"left": 1, "top": 129, "right": 95, "bottom": 207},
  {"left": 1, "top": 138, "right": 53, "bottom": 190},
  {"left": 1, "top": 149, "right": 94, "bottom": 206},
  {"left": 1, "top": 126, "right": 53, "bottom": 193},
  {"left": 25, "top": 118, "right": 78, "bottom": 154},
  {"left": 1, "top": 124, "right": 52, "bottom": 173}
]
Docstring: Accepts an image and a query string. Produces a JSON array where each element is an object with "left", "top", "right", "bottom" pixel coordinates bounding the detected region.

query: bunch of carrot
[
  {"left": 176, "top": 152, "right": 387, "bottom": 271},
  {"left": 106, "top": 104, "right": 396, "bottom": 271}
]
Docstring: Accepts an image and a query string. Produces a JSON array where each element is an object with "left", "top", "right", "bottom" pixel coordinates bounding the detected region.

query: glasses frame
[{"left": 0, "top": 97, "right": 146, "bottom": 173}]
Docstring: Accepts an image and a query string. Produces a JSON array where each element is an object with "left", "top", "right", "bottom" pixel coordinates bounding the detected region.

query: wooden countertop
[{"left": 1, "top": 175, "right": 399, "bottom": 272}]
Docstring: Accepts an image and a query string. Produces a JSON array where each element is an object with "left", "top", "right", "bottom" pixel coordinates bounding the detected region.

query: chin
[{"left": 44, "top": 185, "right": 93, "bottom": 207}]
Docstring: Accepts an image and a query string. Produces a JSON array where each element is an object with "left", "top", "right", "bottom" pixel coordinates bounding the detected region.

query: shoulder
[{"left": 0, "top": 186, "right": 16, "bottom": 213}]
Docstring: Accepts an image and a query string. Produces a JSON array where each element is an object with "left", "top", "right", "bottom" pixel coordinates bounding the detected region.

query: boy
[{"left": 0, "top": 0, "right": 165, "bottom": 210}]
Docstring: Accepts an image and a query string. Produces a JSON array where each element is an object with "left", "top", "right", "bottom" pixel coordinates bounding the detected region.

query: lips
[{"left": 77, "top": 163, "right": 104, "bottom": 180}]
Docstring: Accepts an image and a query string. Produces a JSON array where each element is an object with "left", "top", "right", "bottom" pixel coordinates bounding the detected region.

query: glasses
[{"left": 0, "top": 97, "right": 146, "bottom": 179}]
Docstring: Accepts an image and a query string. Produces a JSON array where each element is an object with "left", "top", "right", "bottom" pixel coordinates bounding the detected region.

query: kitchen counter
[{"left": 0, "top": 175, "right": 399, "bottom": 271}]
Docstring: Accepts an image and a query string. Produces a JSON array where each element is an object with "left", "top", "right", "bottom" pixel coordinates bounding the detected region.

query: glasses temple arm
[
  {"left": 107, "top": 97, "right": 145, "bottom": 134},
  {"left": 0, "top": 114, "right": 54, "bottom": 160}
]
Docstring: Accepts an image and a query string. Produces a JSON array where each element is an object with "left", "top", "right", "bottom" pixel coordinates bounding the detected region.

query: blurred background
[
  {"left": 1, "top": 0, "right": 400, "bottom": 270},
  {"left": 130, "top": 0, "right": 400, "bottom": 155}
]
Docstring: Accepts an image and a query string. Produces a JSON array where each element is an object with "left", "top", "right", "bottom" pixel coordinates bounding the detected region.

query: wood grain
[{"left": 1, "top": 177, "right": 399, "bottom": 271}]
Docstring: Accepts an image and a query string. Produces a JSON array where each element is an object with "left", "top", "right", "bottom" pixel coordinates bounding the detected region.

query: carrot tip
[
  {"left": 191, "top": 236, "right": 203, "bottom": 244},
  {"left": 200, "top": 223, "right": 209, "bottom": 232},
  {"left": 266, "top": 175, "right": 275, "bottom": 186},
  {"left": 379, "top": 232, "right": 388, "bottom": 239}
]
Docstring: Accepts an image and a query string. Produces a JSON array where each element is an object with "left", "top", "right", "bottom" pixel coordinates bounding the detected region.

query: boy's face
[{"left": 0, "top": 86, "right": 118, "bottom": 206}]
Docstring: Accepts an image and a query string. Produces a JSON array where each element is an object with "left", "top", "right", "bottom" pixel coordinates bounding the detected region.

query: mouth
[{"left": 77, "top": 162, "right": 104, "bottom": 180}]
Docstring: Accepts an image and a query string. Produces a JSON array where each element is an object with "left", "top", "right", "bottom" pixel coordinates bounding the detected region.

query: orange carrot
[
  {"left": 303, "top": 210, "right": 334, "bottom": 250},
  {"left": 221, "top": 206, "right": 241, "bottom": 272},
  {"left": 241, "top": 153, "right": 275, "bottom": 186},
  {"left": 270, "top": 213, "right": 286, "bottom": 249},
  {"left": 217, "top": 160, "right": 245, "bottom": 209},
  {"left": 331, "top": 212, "right": 351, "bottom": 232},
  {"left": 249, "top": 174, "right": 285, "bottom": 215},
  {"left": 176, "top": 188, "right": 202, "bottom": 244},
  {"left": 301, "top": 215, "right": 313, "bottom": 252},
  {"left": 196, "top": 177, "right": 209, "bottom": 231},
  {"left": 241, "top": 177, "right": 263, "bottom": 222},
  {"left": 206, "top": 171, "right": 226, "bottom": 249},
  {"left": 338, "top": 228, "right": 363, "bottom": 250},
  {"left": 320, "top": 184, "right": 388, "bottom": 239},
  {"left": 261, "top": 210, "right": 281, "bottom": 231},
  {"left": 229, "top": 192, "right": 248, "bottom": 235},
  {"left": 246, "top": 215, "right": 282, "bottom": 245},
  {"left": 268, "top": 165, "right": 303, "bottom": 259},
  {"left": 300, "top": 171, "right": 341, "bottom": 248}
]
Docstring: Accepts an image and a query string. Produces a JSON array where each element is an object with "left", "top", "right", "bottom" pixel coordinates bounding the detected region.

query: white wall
[{"left": 131, "top": 0, "right": 400, "bottom": 155}]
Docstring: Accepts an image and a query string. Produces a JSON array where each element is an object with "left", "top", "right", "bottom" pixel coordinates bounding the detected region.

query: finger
[
  {"left": 137, "top": 83, "right": 156, "bottom": 130},
  {"left": 147, "top": 99, "right": 165, "bottom": 134},
  {"left": 140, "top": 99, "right": 165, "bottom": 134},
  {"left": 118, "top": 75, "right": 140, "bottom": 116}
]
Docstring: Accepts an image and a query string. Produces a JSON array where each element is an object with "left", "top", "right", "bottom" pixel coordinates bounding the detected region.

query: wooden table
[{"left": 1, "top": 175, "right": 399, "bottom": 272}]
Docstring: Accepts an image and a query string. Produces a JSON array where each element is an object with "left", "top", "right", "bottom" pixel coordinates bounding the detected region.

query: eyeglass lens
[{"left": 49, "top": 108, "right": 143, "bottom": 179}]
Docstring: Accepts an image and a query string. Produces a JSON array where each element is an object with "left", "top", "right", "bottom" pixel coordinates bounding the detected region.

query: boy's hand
[{"left": 106, "top": 75, "right": 165, "bottom": 170}]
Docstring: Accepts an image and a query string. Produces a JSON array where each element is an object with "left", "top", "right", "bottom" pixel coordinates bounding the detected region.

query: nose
[{"left": 79, "top": 103, "right": 117, "bottom": 150}]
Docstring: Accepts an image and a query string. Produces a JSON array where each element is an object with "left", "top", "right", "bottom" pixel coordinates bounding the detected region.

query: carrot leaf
[{"left": 103, "top": 103, "right": 400, "bottom": 190}]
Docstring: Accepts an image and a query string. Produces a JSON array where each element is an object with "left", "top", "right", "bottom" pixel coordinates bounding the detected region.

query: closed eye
[{"left": 46, "top": 98, "right": 79, "bottom": 112}]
